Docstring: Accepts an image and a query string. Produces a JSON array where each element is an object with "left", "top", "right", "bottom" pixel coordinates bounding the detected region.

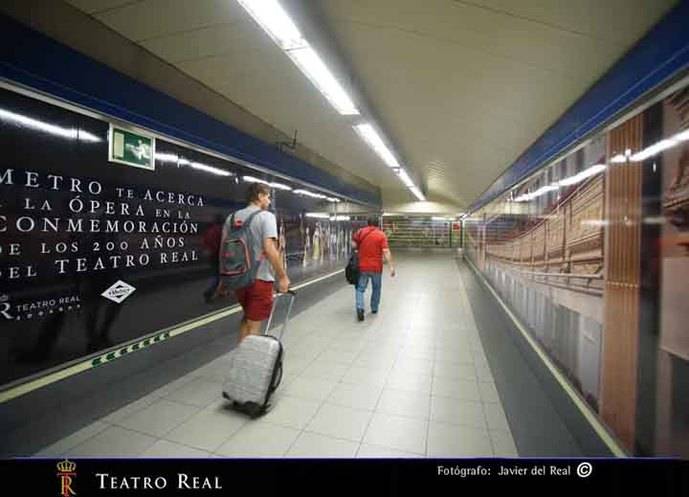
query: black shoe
[
  {"left": 357, "top": 309, "right": 364, "bottom": 321},
  {"left": 371, "top": 309, "right": 378, "bottom": 314}
]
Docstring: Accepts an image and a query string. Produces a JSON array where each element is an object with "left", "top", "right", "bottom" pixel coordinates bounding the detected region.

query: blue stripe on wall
[
  {"left": 469, "top": 0, "right": 689, "bottom": 212},
  {"left": 0, "top": 14, "right": 380, "bottom": 207}
]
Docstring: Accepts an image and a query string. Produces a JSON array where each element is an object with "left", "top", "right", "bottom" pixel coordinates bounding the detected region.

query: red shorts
[{"left": 235, "top": 279, "right": 274, "bottom": 321}]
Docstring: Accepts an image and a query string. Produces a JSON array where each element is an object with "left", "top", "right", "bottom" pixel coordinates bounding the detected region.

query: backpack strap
[
  {"left": 230, "top": 209, "right": 262, "bottom": 231},
  {"left": 237, "top": 209, "right": 268, "bottom": 262},
  {"left": 243, "top": 209, "right": 262, "bottom": 227}
]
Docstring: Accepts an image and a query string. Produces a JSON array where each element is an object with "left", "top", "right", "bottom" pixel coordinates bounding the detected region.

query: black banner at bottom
[{"left": 1, "top": 458, "right": 687, "bottom": 496}]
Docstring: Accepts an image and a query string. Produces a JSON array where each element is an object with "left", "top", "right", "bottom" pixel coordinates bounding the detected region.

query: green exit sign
[{"left": 108, "top": 124, "right": 156, "bottom": 170}]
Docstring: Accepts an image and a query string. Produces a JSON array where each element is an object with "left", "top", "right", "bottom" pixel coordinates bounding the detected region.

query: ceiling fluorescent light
[
  {"left": 238, "top": 0, "right": 358, "bottom": 115},
  {"left": 242, "top": 175, "right": 269, "bottom": 184},
  {"left": 294, "top": 188, "right": 327, "bottom": 199},
  {"left": 189, "top": 162, "right": 233, "bottom": 177},
  {"left": 287, "top": 47, "right": 359, "bottom": 115},
  {"left": 396, "top": 169, "right": 415, "bottom": 188},
  {"left": 164, "top": 154, "right": 231, "bottom": 176},
  {"left": 236, "top": 0, "right": 304, "bottom": 50},
  {"left": 409, "top": 186, "right": 426, "bottom": 201},
  {"left": 270, "top": 182, "right": 292, "bottom": 190},
  {"left": 306, "top": 212, "right": 329, "bottom": 219},
  {"left": 155, "top": 153, "right": 179, "bottom": 164},
  {"left": 243, "top": 176, "right": 292, "bottom": 189},
  {"left": 354, "top": 124, "right": 401, "bottom": 169}
]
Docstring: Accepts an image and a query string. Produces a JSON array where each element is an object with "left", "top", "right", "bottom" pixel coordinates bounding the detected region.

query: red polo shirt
[{"left": 353, "top": 226, "right": 389, "bottom": 273}]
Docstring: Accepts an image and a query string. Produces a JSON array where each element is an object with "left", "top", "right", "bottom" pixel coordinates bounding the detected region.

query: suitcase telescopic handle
[{"left": 264, "top": 289, "right": 296, "bottom": 340}]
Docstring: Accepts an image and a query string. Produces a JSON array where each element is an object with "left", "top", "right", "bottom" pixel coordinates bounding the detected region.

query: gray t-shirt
[{"left": 227, "top": 205, "right": 278, "bottom": 282}]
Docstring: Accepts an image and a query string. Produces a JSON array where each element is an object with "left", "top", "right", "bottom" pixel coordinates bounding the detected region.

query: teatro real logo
[
  {"left": 57, "top": 459, "right": 77, "bottom": 497},
  {"left": 101, "top": 280, "right": 136, "bottom": 303}
]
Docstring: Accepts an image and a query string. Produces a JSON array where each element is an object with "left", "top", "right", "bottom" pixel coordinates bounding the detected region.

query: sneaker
[{"left": 357, "top": 309, "right": 364, "bottom": 321}]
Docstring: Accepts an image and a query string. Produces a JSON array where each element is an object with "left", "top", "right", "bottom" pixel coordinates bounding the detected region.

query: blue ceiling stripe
[{"left": 0, "top": 14, "right": 380, "bottom": 207}]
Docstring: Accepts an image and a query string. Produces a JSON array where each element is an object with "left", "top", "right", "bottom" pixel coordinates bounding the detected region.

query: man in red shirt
[{"left": 352, "top": 217, "right": 396, "bottom": 321}]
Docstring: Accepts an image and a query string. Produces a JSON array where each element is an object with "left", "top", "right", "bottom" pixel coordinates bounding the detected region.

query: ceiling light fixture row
[
  {"left": 237, "top": 0, "right": 425, "bottom": 202},
  {"left": 243, "top": 176, "right": 341, "bottom": 202}
]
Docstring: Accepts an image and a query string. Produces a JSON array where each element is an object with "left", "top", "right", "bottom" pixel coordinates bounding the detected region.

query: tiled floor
[{"left": 35, "top": 254, "right": 518, "bottom": 458}]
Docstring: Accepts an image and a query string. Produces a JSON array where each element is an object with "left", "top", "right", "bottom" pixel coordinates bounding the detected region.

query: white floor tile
[
  {"left": 299, "top": 360, "right": 350, "bottom": 382},
  {"left": 215, "top": 423, "right": 300, "bottom": 457},
  {"left": 317, "top": 349, "right": 360, "bottom": 365},
  {"left": 101, "top": 395, "right": 158, "bottom": 424},
  {"left": 115, "top": 399, "right": 199, "bottom": 437},
  {"left": 391, "top": 357, "right": 434, "bottom": 377},
  {"left": 490, "top": 430, "right": 518, "bottom": 457},
  {"left": 363, "top": 413, "right": 427, "bottom": 455},
  {"left": 479, "top": 381, "right": 501, "bottom": 403},
  {"left": 482, "top": 402, "right": 511, "bottom": 432},
  {"left": 427, "top": 422, "right": 493, "bottom": 457},
  {"left": 356, "top": 444, "right": 423, "bottom": 458},
  {"left": 327, "top": 383, "right": 383, "bottom": 411},
  {"left": 141, "top": 440, "right": 212, "bottom": 458},
  {"left": 306, "top": 403, "right": 374, "bottom": 442},
  {"left": 432, "top": 378, "right": 481, "bottom": 401},
  {"left": 385, "top": 371, "right": 433, "bottom": 395},
  {"left": 283, "top": 377, "right": 337, "bottom": 402},
  {"left": 286, "top": 432, "right": 359, "bottom": 458},
  {"left": 68, "top": 426, "right": 157, "bottom": 456},
  {"left": 341, "top": 366, "right": 389, "bottom": 387},
  {"left": 398, "top": 347, "right": 435, "bottom": 361},
  {"left": 430, "top": 397, "right": 487, "bottom": 429},
  {"left": 475, "top": 363, "right": 495, "bottom": 381},
  {"left": 163, "top": 405, "right": 248, "bottom": 452},
  {"left": 433, "top": 363, "right": 477, "bottom": 382},
  {"left": 354, "top": 356, "right": 398, "bottom": 371},
  {"left": 163, "top": 377, "right": 222, "bottom": 408},
  {"left": 258, "top": 395, "right": 322, "bottom": 430},
  {"left": 434, "top": 351, "right": 475, "bottom": 367},
  {"left": 377, "top": 388, "right": 431, "bottom": 420}
]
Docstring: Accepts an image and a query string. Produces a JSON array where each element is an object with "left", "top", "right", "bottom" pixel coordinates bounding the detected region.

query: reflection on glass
[{"left": 0, "top": 108, "right": 101, "bottom": 142}]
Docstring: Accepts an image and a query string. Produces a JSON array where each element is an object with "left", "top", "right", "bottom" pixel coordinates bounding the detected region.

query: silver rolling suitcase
[{"left": 222, "top": 290, "right": 296, "bottom": 418}]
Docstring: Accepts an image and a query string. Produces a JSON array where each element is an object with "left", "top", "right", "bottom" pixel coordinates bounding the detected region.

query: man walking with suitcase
[
  {"left": 228, "top": 183, "right": 290, "bottom": 342},
  {"left": 352, "top": 216, "right": 395, "bottom": 321}
]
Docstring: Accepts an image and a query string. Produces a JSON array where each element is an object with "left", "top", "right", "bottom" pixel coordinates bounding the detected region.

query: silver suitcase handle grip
[{"left": 264, "top": 289, "right": 296, "bottom": 340}]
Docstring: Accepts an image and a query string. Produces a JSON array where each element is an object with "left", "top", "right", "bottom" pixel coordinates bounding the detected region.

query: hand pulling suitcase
[{"left": 222, "top": 290, "right": 296, "bottom": 418}]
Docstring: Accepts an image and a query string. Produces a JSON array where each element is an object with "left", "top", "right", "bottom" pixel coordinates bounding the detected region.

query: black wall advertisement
[{"left": 0, "top": 87, "right": 365, "bottom": 386}]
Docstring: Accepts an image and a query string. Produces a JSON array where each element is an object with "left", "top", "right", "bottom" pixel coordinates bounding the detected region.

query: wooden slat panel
[{"left": 601, "top": 114, "right": 643, "bottom": 451}]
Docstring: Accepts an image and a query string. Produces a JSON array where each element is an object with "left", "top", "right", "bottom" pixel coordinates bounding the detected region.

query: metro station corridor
[{"left": 1, "top": 1, "right": 689, "bottom": 473}]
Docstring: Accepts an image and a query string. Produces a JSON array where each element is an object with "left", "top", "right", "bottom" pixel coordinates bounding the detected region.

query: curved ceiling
[{"left": 66, "top": 0, "right": 677, "bottom": 209}]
